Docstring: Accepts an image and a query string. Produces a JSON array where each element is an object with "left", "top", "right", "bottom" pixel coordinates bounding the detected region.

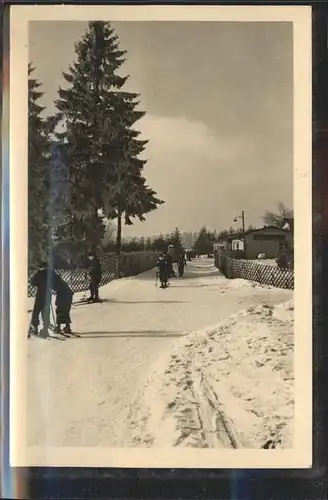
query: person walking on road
[
  {"left": 177, "top": 252, "right": 186, "bottom": 277},
  {"left": 157, "top": 251, "right": 169, "bottom": 288},
  {"left": 88, "top": 251, "right": 102, "bottom": 302}
]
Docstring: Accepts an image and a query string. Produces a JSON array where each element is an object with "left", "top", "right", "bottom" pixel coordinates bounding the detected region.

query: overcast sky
[{"left": 29, "top": 21, "right": 293, "bottom": 237}]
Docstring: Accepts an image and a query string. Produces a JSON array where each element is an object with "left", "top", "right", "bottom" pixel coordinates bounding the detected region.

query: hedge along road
[{"left": 27, "top": 258, "right": 291, "bottom": 448}]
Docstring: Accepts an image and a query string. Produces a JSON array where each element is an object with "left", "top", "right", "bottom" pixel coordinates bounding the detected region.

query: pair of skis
[
  {"left": 76, "top": 297, "right": 104, "bottom": 304},
  {"left": 28, "top": 300, "right": 56, "bottom": 339},
  {"left": 29, "top": 327, "right": 81, "bottom": 341},
  {"left": 28, "top": 301, "right": 80, "bottom": 340},
  {"left": 47, "top": 330, "right": 81, "bottom": 341},
  {"left": 155, "top": 269, "right": 170, "bottom": 288}
]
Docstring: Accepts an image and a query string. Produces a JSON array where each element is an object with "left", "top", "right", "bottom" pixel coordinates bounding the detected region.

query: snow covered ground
[
  {"left": 126, "top": 299, "right": 294, "bottom": 450},
  {"left": 27, "top": 258, "right": 293, "bottom": 449}
]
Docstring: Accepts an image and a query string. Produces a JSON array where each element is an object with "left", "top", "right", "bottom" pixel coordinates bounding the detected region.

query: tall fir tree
[
  {"left": 28, "top": 63, "right": 56, "bottom": 267},
  {"left": 193, "top": 226, "right": 213, "bottom": 255},
  {"left": 168, "top": 227, "right": 184, "bottom": 253},
  {"left": 152, "top": 234, "right": 167, "bottom": 252},
  {"left": 55, "top": 21, "right": 163, "bottom": 255},
  {"left": 98, "top": 72, "right": 164, "bottom": 254},
  {"left": 218, "top": 229, "right": 229, "bottom": 241}
]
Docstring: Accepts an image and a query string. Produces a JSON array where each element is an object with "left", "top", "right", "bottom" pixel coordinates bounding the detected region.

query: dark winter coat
[
  {"left": 178, "top": 254, "right": 186, "bottom": 266},
  {"left": 30, "top": 267, "right": 73, "bottom": 326},
  {"left": 157, "top": 255, "right": 169, "bottom": 282},
  {"left": 52, "top": 273, "right": 73, "bottom": 304},
  {"left": 30, "top": 267, "right": 72, "bottom": 300},
  {"left": 177, "top": 255, "right": 186, "bottom": 274},
  {"left": 30, "top": 268, "right": 52, "bottom": 327},
  {"left": 30, "top": 268, "right": 50, "bottom": 294},
  {"left": 89, "top": 256, "right": 102, "bottom": 283},
  {"left": 51, "top": 272, "right": 73, "bottom": 325}
]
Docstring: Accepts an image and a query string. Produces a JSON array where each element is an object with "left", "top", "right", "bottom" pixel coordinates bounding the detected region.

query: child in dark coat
[
  {"left": 177, "top": 253, "right": 186, "bottom": 277},
  {"left": 157, "top": 252, "right": 169, "bottom": 288},
  {"left": 52, "top": 273, "right": 74, "bottom": 334}
]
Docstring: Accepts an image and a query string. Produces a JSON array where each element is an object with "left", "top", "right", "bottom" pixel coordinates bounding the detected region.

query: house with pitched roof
[{"left": 244, "top": 226, "right": 293, "bottom": 259}]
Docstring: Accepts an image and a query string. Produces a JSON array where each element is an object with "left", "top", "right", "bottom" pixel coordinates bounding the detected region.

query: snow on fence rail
[
  {"left": 215, "top": 252, "right": 294, "bottom": 290},
  {"left": 28, "top": 252, "right": 159, "bottom": 297}
]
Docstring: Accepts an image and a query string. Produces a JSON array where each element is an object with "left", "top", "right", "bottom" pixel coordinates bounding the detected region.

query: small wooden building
[
  {"left": 230, "top": 238, "right": 244, "bottom": 251},
  {"left": 244, "top": 226, "right": 292, "bottom": 259}
]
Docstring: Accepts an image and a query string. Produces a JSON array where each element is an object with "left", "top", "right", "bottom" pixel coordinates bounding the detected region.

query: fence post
[
  {"left": 227, "top": 257, "right": 233, "bottom": 279},
  {"left": 230, "top": 258, "right": 235, "bottom": 279}
]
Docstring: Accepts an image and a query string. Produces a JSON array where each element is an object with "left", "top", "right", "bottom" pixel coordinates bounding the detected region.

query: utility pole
[
  {"left": 233, "top": 210, "right": 245, "bottom": 238},
  {"left": 233, "top": 210, "right": 246, "bottom": 256},
  {"left": 241, "top": 210, "right": 245, "bottom": 240}
]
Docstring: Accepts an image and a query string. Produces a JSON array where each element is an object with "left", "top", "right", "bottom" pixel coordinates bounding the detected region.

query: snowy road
[{"left": 27, "top": 258, "right": 292, "bottom": 447}]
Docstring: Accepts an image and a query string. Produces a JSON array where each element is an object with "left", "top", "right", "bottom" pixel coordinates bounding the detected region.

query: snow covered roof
[{"left": 245, "top": 225, "right": 291, "bottom": 236}]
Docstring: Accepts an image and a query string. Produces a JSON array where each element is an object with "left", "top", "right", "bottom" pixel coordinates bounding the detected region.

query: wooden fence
[
  {"left": 215, "top": 252, "right": 294, "bottom": 290},
  {"left": 28, "top": 252, "right": 159, "bottom": 297}
]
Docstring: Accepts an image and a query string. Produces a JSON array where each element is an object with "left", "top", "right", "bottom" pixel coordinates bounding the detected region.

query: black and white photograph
[{"left": 9, "top": 5, "right": 311, "bottom": 468}]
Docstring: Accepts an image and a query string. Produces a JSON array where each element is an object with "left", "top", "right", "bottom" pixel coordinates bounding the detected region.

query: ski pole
[{"left": 49, "top": 297, "right": 56, "bottom": 331}]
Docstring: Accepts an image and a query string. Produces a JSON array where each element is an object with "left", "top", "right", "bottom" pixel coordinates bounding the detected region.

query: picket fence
[
  {"left": 28, "top": 252, "right": 159, "bottom": 297},
  {"left": 215, "top": 252, "right": 294, "bottom": 290}
]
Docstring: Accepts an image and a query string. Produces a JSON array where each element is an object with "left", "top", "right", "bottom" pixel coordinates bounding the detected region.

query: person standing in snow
[
  {"left": 157, "top": 251, "right": 169, "bottom": 288},
  {"left": 88, "top": 251, "right": 102, "bottom": 302},
  {"left": 29, "top": 261, "right": 74, "bottom": 337},
  {"left": 177, "top": 252, "right": 186, "bottom": 277},
  {"left": 29, "top": 261, "right": 53, "bottom": 337},
  {"left": 52, "top": 272, "right": 74, "bottom": 335}
]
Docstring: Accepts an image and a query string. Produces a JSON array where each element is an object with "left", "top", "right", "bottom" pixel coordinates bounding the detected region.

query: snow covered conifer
[
  {"left": 193, "top": 226, "right": 213, "bottom": 255},
  {"left": 55, "top": 21, "right": 164, "bottom": 253},
  {"left": 28, "top": 63, "right": 55, "bottom": 267},
  {"left": 168, "top": 227, "right": 184, "bottom": 253}
]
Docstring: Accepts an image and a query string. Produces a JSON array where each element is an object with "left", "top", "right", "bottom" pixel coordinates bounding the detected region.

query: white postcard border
[{"left": 9, "top": 4, "right": 312, "bottom": 468}]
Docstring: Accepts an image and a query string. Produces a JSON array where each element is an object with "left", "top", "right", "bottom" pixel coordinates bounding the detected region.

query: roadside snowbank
[{"left": 127, "top": 299, "right": 294, "bottom": 449}]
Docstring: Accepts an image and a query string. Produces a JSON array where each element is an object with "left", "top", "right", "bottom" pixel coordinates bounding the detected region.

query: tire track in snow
[
  {"left": 127, "top": 301, "right": 293, "bottom": 449},
  {"left": 167, "top": 356, "right": 252, "bottom": 449}
]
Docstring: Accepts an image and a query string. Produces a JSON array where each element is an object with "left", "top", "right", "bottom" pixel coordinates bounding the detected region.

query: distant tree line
[
  {"left": 40, "top": 199, "right": 294, "bottom": 268},
  {"left": 104, "top": 225, "right": 215, "bottom": 256},
  {"left": 28, "top": 21, "right": 164, "bottom": 268},
  {"left": 103, "top": 227, "right": 185, "bottom": 254},
  {"left": 99, "top": 202, "right": 294, "bottom": 258}
]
